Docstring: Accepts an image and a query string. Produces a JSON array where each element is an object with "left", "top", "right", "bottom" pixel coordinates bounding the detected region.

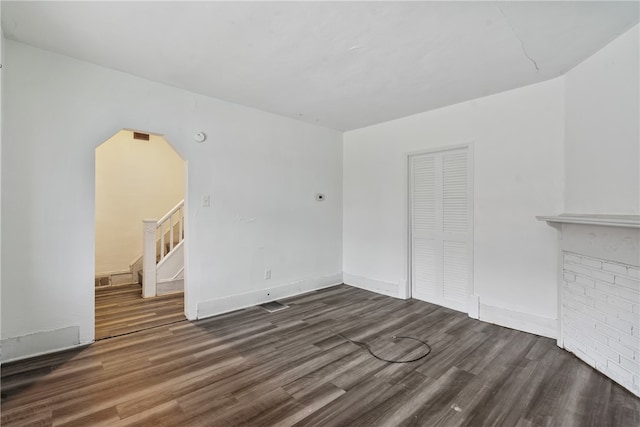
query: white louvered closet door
[{"left": 410, "top": 148, "right": 472, "bottom": 313}]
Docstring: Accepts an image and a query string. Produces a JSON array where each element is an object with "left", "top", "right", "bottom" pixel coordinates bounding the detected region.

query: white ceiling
[{"left": 2, "top": 1, "right": 638, "bottom": 131}]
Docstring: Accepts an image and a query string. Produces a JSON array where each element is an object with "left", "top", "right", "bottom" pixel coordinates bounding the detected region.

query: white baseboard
[
  {"left": 95, "top": 269, "right": 138, "bottom": 287},
  {"left": 343, "top": 273, "right": 404, "bottom": 299},
  {"left": 468, "top": 295, "right": 480, "bottom": 319},
  {"left": 196, "top": 273, "right": 343, "bottom": 320},
  {"left": 1, "top": 326, "right": 86, "bottom": 363},
  {"left": 479, "top": 303, "right": 557, "bottom": 339}
]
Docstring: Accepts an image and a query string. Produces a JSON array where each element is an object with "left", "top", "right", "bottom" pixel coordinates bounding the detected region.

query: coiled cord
[{"left": 334, "top": 331, "right": 432, "bottom": 363}]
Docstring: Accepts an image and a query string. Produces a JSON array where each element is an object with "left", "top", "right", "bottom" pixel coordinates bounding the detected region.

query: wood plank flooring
[
  {"left": 2, "top": 285, "right": 639, "bottom": 426},
  {"left": 95, "top": 284, "right": 185, "bottom": 339}
]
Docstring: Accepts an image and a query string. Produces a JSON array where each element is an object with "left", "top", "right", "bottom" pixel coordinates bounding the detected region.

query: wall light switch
[{"left": 202, "top": 195, "right": 211, "bottom": 207}]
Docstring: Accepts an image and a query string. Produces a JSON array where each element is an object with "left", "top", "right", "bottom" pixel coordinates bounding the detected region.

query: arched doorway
[{"left": 94, "top": 129, "right": 187, "bottom": 339}]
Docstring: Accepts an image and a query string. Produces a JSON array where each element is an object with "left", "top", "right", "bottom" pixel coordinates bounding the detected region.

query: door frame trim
[{"left": 404, "top": 142, "right": 475, "bottom": 314}]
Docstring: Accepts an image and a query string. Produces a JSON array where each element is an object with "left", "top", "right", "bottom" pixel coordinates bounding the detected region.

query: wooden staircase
[
  {"left": 141, "top": 200, "right": 185, "bottom": 298},
  {"left": 95, "top": 201, "right": 184, "bottom": 298}
]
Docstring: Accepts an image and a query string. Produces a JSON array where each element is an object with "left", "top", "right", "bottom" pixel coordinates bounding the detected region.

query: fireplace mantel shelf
[{"left": 537, "top": 214, "right": 640, "bottom": 229}]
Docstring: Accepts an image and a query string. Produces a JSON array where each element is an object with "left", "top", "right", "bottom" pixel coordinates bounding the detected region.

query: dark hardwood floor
[
  {"left": 95, "top": 284, "right": 185, "bottom": 340},
  {"left": 2, "top": 285, "right": 639, "bottom": 426}
]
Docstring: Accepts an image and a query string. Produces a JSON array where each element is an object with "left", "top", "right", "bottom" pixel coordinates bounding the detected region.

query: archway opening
[{"left": 94, "top": 129, "right": 186, "bottom": 339}]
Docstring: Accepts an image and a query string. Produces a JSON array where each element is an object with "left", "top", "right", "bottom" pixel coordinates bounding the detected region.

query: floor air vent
[{"left": 259, "top": 301, "right": 289, "bottom": 313}]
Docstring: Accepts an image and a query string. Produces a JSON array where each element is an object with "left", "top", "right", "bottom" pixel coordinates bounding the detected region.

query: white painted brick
[
  {"left": 608, "top": 339, "right": 636, "bottom": 360},
  {"left": 566, "top": 300, "right": 606, "bottom": 324},
  {"left": 563, "top": 327, "right": 582, "bottom": 346},
  {"left": 575, "top": 275, "right": 595, "bottom": 287},
  {"left": 619, "top": 331, "right": 640, "bottom": 349},
  {"left": 586, "top": 288, "right": 608, "bottom": 302},
  {"left": 568, "top": 345, "right": 595, "bottom": 368},
  {"left": 564, "top": 253, "right": 582, "bottom": 264},
  {"left": 563, "top": 308, "right": 583, "bottom": 323},
  {"left": 572, "top": 326, "right": 608, "bottom": 347},
  {"left": 606, "top": 359, "right": 635, "bottom": 383},
  {"left": 588, "top": 307, "right": 609, "bottom": 324},
  {"left": 563, "top": 255, "right": 640, "bottom": 397},
  {"left": 583, "top": 305, "right": 608, "bottom": 324},
  {"left": 565, "top": 336, "right": 586, "bottom": 354},
  {"left": 615, "top": 286, "right": 640, "bottom": 304},
  {"left": 564, "top": 304, "right": 590, "bottom": 324},
  {"left": 584, "top": 330, "right": 616, "bottom": 347},
  {"left": 590, "top": 348, "right": 609, "bottom": 370},
  {"left": 595, "top": 321, "right": 620, "bottom": 340},
  {"left": 570, "top": 325, "right": 593, "bottom": 343},
  {"left": 617, "top": 310, "right": 640, "bottom": 327},
  {"left": 591, "top": 270, "right": 616, "bottom": 284},
  {"left": 567, "top": 309, "right": 593, "bottom": 327},
  {"left": 564, "top": 297, "right": 587, "bottom": 311},
  {"left": 593, "top": 279, "right": 639, "bottom": 304},
  {"left": 563, "top": 264, "right": 588, "bottom": 275},
  {"left": 565, "top": 264, "right": 615, "bottom": 283},
  {"left": 582, "top": 258, "right": 603, "bottom": 269},
  {"left": 567, "top": 282, "right": 587, "bottom": 295},
  {"left": 566, "top": 290, "right": 594, "bottom": 307},
  {"left": 594, "top": 281, "right": 615, "bottom": 295},
  {"left": 564, "top": 320, "right": 590, "bottom": 342},
  {"left": 607, "top": 296, "right": 634, "bottom": 313},
  {"left": 594, "top": 300, "right": 613, "bottom": 313},
  {"left": 593, "top": 342, "right": 621, "bottom": 363},
  {"left": 563, "top": 327, "right": 579, "bottom": 343},
  {"left": 567, "top": 323, "right": 603, "bottom": 349},
  {"left": 615, "top": 276, "right": 640, "bottom": 291},
  {"left": 607, "top": 316, "right": 634, "bottom": 335},
  {"left": 620, "top": 356, "right": 640, "bottom": 375},
  {"left": 603, "top": 262, "right": 628, "bottom": 275}
]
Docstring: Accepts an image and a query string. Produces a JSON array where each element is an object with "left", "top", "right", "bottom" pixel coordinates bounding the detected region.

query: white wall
[
  {"left": 95, "top": 130, "right": 184, "bottom": 275},
  {"left": 1, "top": 41, "right": 342, "bottom": 361},
  {"left": 3, "top": 24, "right": 636, "bottom": 363},
  {"left": 0, "top": 9, "right": 4, "bottom": 342},
  {"left": 565, "top": 25, "right": 639, "bottom": 214},
  {"left": 343, "top": 78, "right": 565, "bottom": 337}
]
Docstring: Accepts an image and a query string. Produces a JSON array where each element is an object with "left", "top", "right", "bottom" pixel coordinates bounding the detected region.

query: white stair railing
[{"left": 142, "top": 200, "right": 184, "bottom": 298}]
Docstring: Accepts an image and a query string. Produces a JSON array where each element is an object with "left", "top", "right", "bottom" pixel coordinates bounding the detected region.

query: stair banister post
[
  {"left": 179, "top": 207, "right": 183, "bottom": 244},
  {"left": 169, "top": 215, "right": 174, "bottom": 252},
  {"left": 142, "top": 219, "right": 158, "bottom": 298}
]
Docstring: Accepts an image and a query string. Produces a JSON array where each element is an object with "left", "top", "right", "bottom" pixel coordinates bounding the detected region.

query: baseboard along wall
[{"left": 197, "top": 273, "right": 343, "bottom": 320}]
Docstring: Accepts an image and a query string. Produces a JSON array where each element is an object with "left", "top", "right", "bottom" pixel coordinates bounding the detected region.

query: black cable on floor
[{"left": 334, "top": 331, "right": 432, "bottom": 363}]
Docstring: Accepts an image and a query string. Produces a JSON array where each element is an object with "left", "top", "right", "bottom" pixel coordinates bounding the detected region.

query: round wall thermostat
[{"left": 194, "top": 132, "right": 206, "bottom": 142}]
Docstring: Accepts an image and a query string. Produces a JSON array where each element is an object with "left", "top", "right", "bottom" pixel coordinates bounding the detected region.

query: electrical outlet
[
  {"left": 264, "top": 269, "right": 271, "bottom": 280},
  {"left": 202, "top": 195, "right": 211, "bottom": 207}
]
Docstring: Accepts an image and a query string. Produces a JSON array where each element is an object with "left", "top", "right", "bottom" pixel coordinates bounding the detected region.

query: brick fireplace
[{"left": 538, "top": 214, "right": 640, "bottom": 396}]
